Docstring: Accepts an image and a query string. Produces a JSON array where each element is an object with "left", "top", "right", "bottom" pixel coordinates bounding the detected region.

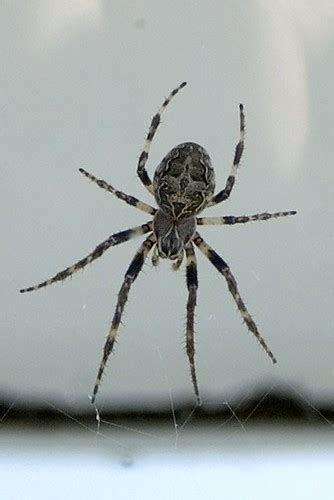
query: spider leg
[
  {"left": 91, "top": 233, "right": 156, "bottom": 404},
  {"left": 207, "top": 104, "right": 245, "bottom": 207},
  {"left": 137, "top": 82, "right": 187, "bottom": 195},
  {"left": 79, "top": 168, "right": 156, "bottom": 216},
  {"left": 185, "top": 243, "right": 201, "bottom": 405},
  {"left": 20, "top": 222, "right": 152, "bottom": 293},
  {"left": 197, "top": 211, "right": 296, "bottom": 226},
  {"left": 193, "top": 232, "right": 277, "bottom": 364}
]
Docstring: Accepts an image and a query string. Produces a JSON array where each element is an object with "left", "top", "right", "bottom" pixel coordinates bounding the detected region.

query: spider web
[
  {"left": 2, "top": 366, "right": 334, "bottom": 465},
  {"left": 2, "top": 381, "right": 334, "bottom": 500}
]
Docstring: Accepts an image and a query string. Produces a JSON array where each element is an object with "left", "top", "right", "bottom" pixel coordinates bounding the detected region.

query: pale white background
[{"left": 2, "top": 0, "right": 334, "bottom": 410}]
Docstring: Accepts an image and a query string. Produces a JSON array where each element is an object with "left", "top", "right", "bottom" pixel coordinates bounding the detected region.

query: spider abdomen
[{"left": 153, "top": 142, "right": 215, "bottom": 219}]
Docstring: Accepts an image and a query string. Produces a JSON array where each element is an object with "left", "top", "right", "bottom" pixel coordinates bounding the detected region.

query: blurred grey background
[{"left": 1, "top": 0, "right": 334, "bottom": 411}]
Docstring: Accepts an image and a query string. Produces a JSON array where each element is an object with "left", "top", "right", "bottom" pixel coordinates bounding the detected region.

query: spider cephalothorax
[
  {"left": 153, "top": 209, "right": 196, "bottom": 260},
  {"left": 20, "top": 82, "right": 296, "bottom": 405}
]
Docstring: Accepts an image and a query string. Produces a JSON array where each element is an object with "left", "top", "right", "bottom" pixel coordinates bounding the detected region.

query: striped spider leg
[
  {"left": 193, "top": 232, "right": 277, "bottom": 364},
  {"left": 91, "top": 233, "right": 156, "bottom": 404},
  {"left": 79, "top": 167, "right": 156, "bottom": 216},
  {"left": 197, "top": 211, "right": 297, "bottom": 226},
  {"left": 185, "top": 243, "right": 200, "bottom": 404},
  {"left": 137, "top": 81, "right": 187, "bottom": 194},
  {"left": 19, "top": 223, "right": 153, "bottom": 292},
  {"left": 207, "top": 103, "right": 245, "bottom": 207}
]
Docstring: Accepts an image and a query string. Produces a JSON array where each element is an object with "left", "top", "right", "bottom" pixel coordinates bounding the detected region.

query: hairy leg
[
  {"left": 197, "top": 211, "right": 296, "bottom": 226},
  {"left": 185, "top": 243, "right": 201, "bottom": 405},
  {"left": 207, "top": 104, "right": 245, "bottom": 207},
  {"left": 91, "top": 233, "right": 156, "bottom": 404},
  {"left": 137, "top": 82, "right": 187, "bottom": 194},
  {"left": 79, "top": 168, "right": 156, "bottom": 216},
  {"left": 20, "top": 223, "right": 152, "bottom": 293},
  {"left": 193, "top": 232, "right": 277, "bottom": 364}
]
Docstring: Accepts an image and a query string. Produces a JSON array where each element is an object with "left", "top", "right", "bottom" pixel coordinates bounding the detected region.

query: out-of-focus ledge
[{"left": 1, "top": 389, "right": 333, "bottom": 427}]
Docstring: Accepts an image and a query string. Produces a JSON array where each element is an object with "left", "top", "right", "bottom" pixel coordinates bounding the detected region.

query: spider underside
[{"left": 20, "top": 82, "right": 296, "bottom": 405}]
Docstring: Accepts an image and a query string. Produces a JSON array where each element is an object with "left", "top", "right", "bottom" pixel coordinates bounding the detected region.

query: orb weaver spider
[{"left": 20, "top": 82, "right": 296, "bottom": 405}]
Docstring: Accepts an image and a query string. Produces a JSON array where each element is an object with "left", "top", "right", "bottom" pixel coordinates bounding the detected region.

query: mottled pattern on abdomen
[{"left": 153, "top": 142, "right": 215, "bottom": 219}]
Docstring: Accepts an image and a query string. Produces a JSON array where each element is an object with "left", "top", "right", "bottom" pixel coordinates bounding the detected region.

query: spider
[{"left": 20, "top": 82, "right": 296, "bottom": 405}]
